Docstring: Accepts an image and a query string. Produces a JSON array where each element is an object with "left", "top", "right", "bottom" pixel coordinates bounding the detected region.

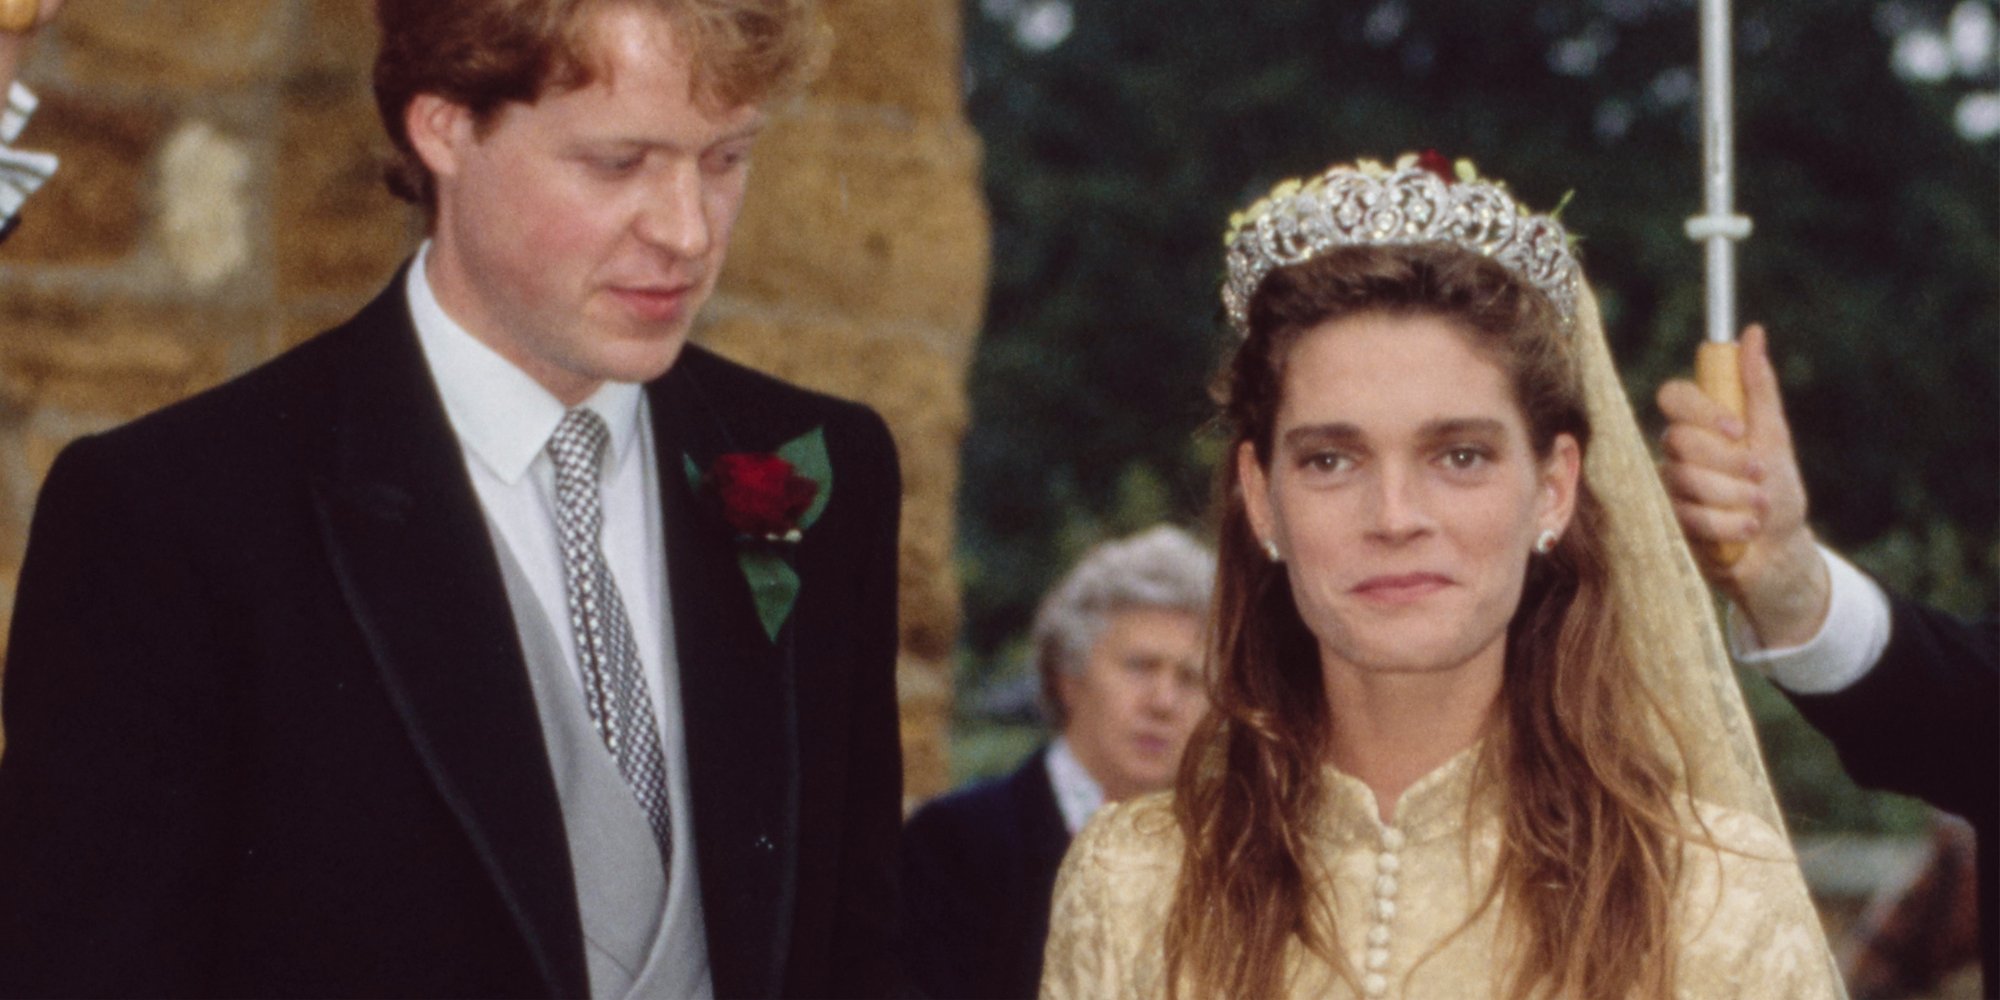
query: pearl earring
[
  {"left": 1261, "top": 538, "right": 1281, "bottom": 562},
  {"left": 1534, "top": 529, "right": 1559, "bottom": 555}
]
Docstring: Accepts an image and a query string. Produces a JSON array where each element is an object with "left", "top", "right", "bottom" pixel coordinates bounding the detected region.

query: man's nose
[{"left": 634, "top": 163, "right": 711, "bottom": 258}]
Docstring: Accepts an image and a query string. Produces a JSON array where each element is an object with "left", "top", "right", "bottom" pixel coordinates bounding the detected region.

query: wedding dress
[{"left": 1040, "top": 742, "right": 1841, "bottom": 999}]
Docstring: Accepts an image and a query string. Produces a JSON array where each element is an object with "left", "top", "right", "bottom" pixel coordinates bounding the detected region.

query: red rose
[
  {"left": 709, "top": 453, "right": 820, "bottom": 538},
  {"left": 1415, "top": 149, "right": 1454, "bottom": 183}
]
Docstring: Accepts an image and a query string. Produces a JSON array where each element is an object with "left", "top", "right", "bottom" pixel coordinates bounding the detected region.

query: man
[
  {"left": 0, "top": 0, "right": 59, "bottom": 243},
  {"left": 0, "top": 1, "right": 904, "bottom": 996},
  {"left": 900, "top": 526, "right": 1212, "bottom": 999},
  {"left": 1657, "top": 323, "right": 1998, "bottom": 993}
]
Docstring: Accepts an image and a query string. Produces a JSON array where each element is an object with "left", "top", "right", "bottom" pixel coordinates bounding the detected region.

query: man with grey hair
[{"left": 900, "top": 525, "right": 1213, "bottom": 999}]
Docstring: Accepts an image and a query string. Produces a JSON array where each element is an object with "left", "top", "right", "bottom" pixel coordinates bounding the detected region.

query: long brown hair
[{"left": 1165, "top": 244, "right": 1689, "bottom": 999}]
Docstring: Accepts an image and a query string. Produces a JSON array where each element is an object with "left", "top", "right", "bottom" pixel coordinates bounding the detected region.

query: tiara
[{"left": 1221, "top": 153, "right": 1580, "bottom": 337}]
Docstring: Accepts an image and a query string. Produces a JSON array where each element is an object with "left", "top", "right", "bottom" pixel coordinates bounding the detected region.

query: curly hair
[{"left": 372, "top": 0, "right": 830, "bottom": 217}]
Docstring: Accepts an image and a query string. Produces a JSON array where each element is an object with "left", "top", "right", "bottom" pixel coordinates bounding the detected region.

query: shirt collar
[
  {"left": 406, "top": 240, "right": 645, "bottom": 484},
  {"left": 1044, "top": 736, "right": 1107, "bottom": 836}
]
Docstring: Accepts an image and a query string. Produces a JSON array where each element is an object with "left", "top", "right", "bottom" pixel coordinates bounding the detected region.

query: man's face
[
  {"left": 410, "top": 5, "right": 762, "bottom": 404},
  {"left": 1058, "top": 607, "right": 1207, "bottom": 803}
]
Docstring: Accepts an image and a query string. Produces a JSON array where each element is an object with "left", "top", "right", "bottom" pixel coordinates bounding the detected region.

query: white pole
[{"left": 1686, "top": 0, "right": 1753, "bottom": 345}]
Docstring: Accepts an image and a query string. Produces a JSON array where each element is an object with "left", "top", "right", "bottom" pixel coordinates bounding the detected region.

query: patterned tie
[{"left": 547, "top": 408, "right": 674, "bottom": 865}]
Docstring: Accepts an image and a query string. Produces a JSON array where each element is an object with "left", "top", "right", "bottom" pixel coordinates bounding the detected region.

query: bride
[{"left": 1038, "top": 155, "right": 1842, "bottom": 999}]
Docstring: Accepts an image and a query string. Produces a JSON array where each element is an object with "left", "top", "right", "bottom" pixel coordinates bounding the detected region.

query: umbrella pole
[{"left": 1686, "top": 0, "right": 1754, "bottom": 565}]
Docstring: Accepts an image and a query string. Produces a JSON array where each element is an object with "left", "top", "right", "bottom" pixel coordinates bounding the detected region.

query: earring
[
  {"left": 1534, "top": 529, "right": 1559, "bottom": 555},
  {"left": 1261, "top": 538, "right": 1281, "bottom": 563}
]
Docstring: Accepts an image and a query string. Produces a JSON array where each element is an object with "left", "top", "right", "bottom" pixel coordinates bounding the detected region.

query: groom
[{"left": 0, "top": 1, "right": 904, "bottom": 996}]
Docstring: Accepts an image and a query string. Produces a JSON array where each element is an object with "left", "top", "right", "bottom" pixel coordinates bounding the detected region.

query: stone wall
[{"left": 0, "top": 0, "right": 984, "bottom": 801}]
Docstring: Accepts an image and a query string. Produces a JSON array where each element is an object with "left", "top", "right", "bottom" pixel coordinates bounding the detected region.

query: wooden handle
[
  {"left": 0, "top": 0, "right": 37, "bottom": 34},
  {"left": 1695, "top": 340, "right": 1747, "bottom": 567}
]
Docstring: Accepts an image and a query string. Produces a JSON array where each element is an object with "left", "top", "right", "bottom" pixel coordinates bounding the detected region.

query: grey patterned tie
[{"left": 547, "top": 408, "right": 674, "bottom": 865}]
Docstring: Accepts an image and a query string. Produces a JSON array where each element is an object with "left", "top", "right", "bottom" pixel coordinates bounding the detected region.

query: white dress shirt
[
  {"left": 1044, "top": 737, "right": 1107, "bottom": 836},
  {"left": 1726, "top": 544, "right": 1894, "bottom": 696},
  {"left": 406, "top": 241, "right": 713, "bottom": 997},
  {"left": 1, "top": 82, "right": 58, "bottom": 227}
]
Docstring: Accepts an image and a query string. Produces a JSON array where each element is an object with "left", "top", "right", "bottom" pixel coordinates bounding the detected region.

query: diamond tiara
[{"left": 1221, "top": 154, "right": 1581, "bottom": 337}]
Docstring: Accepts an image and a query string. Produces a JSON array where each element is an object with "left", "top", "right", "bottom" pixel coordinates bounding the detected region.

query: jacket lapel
[
  {"left": 309, "top": 282, "right": 588, "bottom": 998},
  {"left": 648, "top": 355, "right": 801, "bottom": 999}
]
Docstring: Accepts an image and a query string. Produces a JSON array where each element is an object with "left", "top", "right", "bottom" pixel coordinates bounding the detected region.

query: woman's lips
[{"left": 1351, "top": 573, "right": 1453, "bottom": 604}]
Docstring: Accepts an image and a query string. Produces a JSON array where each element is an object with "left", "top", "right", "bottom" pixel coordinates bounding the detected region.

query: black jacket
[
  {"left": 1785, "top": 594, "right": 1999, "bottom": 993},
  {"left": 900, "top": 747, "right": 1073, "bottom": 999},
  {"left": 0, "top": 273, "right": 906, "bottom": 998}
]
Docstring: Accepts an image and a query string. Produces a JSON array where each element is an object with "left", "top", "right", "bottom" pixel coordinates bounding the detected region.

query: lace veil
[{"left": 1569, "top": 281, "right": 1785, "bottom": 827}]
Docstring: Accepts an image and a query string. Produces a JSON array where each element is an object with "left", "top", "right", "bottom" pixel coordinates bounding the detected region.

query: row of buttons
[{"left": 1362, "top": 826, "right": 1406, "bottom": 997}]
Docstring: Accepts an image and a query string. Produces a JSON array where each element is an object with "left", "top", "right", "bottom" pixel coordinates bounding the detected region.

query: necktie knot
[{"left": 548, "top": 407, "right": 611, "bottom": 483}]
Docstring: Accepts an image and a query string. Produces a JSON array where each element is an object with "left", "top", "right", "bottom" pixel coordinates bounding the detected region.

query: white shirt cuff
[
  {"left": 2, "top": 82, "right": 36, "bottom": 145},
  {"left": 0, "top": 145, "right": 57, "bottom": 221},
  {"left": 1726, "top": 544, "right": 1892, "bottom": 695},
  {"left": 0, "top": 82, "right": 56, "bottom": 223}
]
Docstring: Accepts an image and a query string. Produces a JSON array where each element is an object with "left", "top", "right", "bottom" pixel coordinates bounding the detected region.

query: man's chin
[{"left": 595, "top": 334, "right": 692, "bottom": 385}]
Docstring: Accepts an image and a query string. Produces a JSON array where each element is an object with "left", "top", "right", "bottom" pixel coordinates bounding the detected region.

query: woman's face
[{"left": 1239, "top": 311, "right": 1579, "bottom": 683}]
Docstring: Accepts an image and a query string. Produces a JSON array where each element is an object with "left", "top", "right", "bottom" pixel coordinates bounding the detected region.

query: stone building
[{"left": 0, "top": 0, "right": 984, "bottom": 801}]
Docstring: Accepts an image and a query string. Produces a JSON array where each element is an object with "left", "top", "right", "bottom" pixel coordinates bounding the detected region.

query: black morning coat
[
  {"left": 1784, "top": 595, "right": 1999, "bottom": 994},
  {"left": 0, "top": 269, "right": 907, "bottom": 998},
  {"left": 900, "top": 746, "right": 1072, "bottom": 999}
]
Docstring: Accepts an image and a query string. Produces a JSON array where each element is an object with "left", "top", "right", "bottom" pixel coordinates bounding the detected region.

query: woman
[{"left": 1039, "top": 156, "right": 1841, "bottom": 999}]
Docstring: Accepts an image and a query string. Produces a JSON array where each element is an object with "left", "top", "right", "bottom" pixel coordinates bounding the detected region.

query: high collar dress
[{"left": 1038, "top": 744, "right": 1843, "bottom": 999}]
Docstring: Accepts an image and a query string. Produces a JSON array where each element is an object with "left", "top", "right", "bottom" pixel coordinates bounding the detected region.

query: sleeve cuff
[
  {"left": 1726, "top": 545, "right": 1892, "bottom": 694},
  {"left": 2, "top": 82, "right": 36, "bottom": 145},
  {"left": 0, "top": 145, "right": 58, "bottom": 221}
]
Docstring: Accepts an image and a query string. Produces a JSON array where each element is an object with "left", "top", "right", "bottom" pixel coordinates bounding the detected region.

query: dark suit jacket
[
  {"left": 899, "top": 747, "right": 1072, "bottom": 1000},
  {"left": 1784, "top": 595, "right": 1999, "bottom": 993},
  {"left": 0, "top": 274, "right": 905, "bottom": 998}
]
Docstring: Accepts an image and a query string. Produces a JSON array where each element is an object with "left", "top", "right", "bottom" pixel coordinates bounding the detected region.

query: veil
[
  {"left": 1574, "top": 277, "right": 1849, "bottom": 991},
  {"left": 1570, "top": 280, "right": 1783, "bottom": 827}
]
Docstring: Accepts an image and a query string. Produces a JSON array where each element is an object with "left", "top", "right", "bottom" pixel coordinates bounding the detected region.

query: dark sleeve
[
  {"left": 1784, "top": 593, "right": 1999, "bottom": 823},
  {"left": 0, "top": 213, "right": 19, "bottom": 244},
  {"left": 0, "top": 436, "right": 230, "bottom": 995},
  {"left": 899, "top": 794, "right": 1000, "bottom": 1000},
  {"left": 825, "top": 405, "right": 910, "bottom": 997}
]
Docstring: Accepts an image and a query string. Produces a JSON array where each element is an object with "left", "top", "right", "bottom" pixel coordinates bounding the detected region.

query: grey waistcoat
[{"left": 489, "top": 525, "right": 714, "bottom": 999}]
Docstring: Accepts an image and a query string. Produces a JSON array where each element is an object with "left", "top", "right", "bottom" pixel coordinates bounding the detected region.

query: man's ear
[{"left": 404, "top": 93, "right": 472, "bottom": 180}]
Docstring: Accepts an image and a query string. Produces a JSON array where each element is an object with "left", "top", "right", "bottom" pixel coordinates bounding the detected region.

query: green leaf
[
  {"left": 775, "top": 425, "right": 833, "bottom": 531},
  {"left": 682, "top": 453, "right": 704, "bottom": 495},
  {"left": 737, "top": 547, "right": 802, "bottom": 643}
]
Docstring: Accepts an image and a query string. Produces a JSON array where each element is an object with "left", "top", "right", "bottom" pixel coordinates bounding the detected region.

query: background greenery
[{"left": 950, "top": 0, "right": 1997, "bottom": 835}]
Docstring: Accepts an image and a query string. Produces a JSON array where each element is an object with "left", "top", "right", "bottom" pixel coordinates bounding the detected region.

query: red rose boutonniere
[
  {"left": 685, "top": 427, "right": 832, "bottom": 642},
  {"left": 709, "top": 453, "right": 819, "bottom": 541}
]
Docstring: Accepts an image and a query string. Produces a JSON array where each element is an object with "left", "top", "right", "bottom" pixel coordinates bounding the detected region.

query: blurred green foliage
[{"left": 952, "top": 0, "right": 1996, "bottom": 831}]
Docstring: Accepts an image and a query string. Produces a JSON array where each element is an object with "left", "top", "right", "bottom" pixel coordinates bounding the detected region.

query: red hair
[{"left": 372, "top": 0, "right": 830, "bottom": 215}]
